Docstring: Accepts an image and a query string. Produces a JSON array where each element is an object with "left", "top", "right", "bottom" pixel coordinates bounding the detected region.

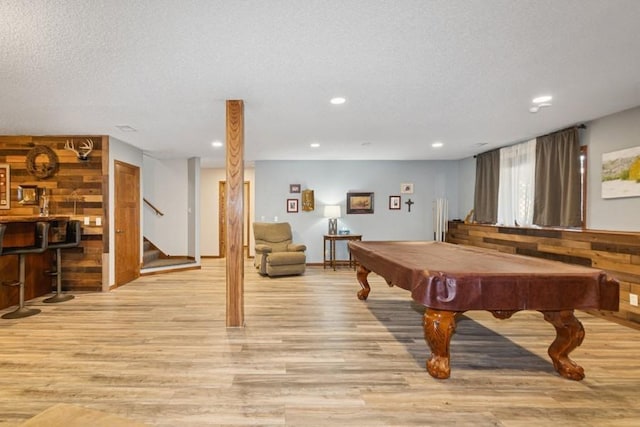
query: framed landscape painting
[
  {"left": 601, "top": 145, "right": 640, "bottom": 199},
  {"left": 346, "top": 192, "right": 374, "bottom": 214}
]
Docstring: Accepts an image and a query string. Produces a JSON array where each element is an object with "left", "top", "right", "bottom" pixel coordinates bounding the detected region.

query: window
[
  {"left": 497, "top": 140, "right": 536, "bottom": 226},
  {"left": 580, "top": 145, "right": 587, "bottom": 227},
  {"left": 475, "top": 127, "right": 583, "bottom": 228}
]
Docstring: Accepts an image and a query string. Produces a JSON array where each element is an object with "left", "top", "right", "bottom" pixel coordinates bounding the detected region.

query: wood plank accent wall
[
  {"left": 0, "top": 135, "right": 106, "bottom": 292},
  {"left": 447, "top": 221, "right": 640, "bottom": 329}
]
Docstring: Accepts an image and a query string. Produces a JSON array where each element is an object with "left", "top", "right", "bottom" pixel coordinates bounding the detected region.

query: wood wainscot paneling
[
  {"left": 447, "top": 221, "right": 640, "bottom": 329},
  {"left": 0, "top": 136, "right": 106, "bottom": 309}
]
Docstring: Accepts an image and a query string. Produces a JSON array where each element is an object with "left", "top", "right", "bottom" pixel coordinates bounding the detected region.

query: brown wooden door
[{"left": 115, "top": 161, "right": 140, "bottom": 286}]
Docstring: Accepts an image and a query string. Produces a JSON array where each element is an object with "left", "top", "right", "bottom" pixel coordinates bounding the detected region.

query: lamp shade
[{"left": 323, "top": 205, "right": 341, "bottom": 218}]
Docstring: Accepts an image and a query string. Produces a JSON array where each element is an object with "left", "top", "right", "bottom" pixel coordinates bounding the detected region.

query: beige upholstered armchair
[{"left": 253, "top": 222, "right": 307, "bottom": 276}]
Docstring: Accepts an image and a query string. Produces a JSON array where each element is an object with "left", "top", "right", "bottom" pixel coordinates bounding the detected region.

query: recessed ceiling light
[
  {"left": 330, "top": 97, "right": 346, "bottom": 105},
  {"left": 432, "top": 142, "right": 443, "bottom": 148},
  {"left": 532, "top": 95, "right": 552, "bottom": 104},
  {"left": 115, "top": 125, "right": 137, "bottom": 132},
  {"left": 211, "top": 141, "right": 223, "bottom": 148},
  {"left": 529, "top": 103, "right": 552, "bottom": 113},
  {"left": 310, "top": 143, "right": 320, "bottom": 148}
]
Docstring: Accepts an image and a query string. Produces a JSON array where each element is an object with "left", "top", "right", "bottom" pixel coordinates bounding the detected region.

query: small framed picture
[
  {"left": 401, "top": 183, "right": 414, "bottom": 194},
  {"left": 389, "top": 195, "right": 401, "bottom": 210},
  {"left": 18, "top": 184, "right": 39, "bottom": 205},
  {"left": 346, "top": 192, "right": 374, "bottom": 214},
  {"left": 289, "top": 184, "right": 301, "bottom": 193},
  {"left": 287, "top": 198, "right": 299, "bottom": 213},
  {"left": 0, "top": 164, "right": 9, "bottom": 209}
]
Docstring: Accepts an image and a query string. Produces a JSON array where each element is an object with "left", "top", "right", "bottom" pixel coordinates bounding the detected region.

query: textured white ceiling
[{"left": 1, "top": 0, "right": 639, "bottom": 167}]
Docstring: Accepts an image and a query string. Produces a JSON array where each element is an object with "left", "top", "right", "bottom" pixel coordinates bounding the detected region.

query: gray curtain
[
  {"left": 533, "top": 127, "right": 581, "bottom": 227},
  {"left": 473, "top": 149, "right": 500, "bottom": 223}
]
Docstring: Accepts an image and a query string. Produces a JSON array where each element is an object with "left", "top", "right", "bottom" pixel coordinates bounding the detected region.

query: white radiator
[{"left": 433, "top": 198, "right": 448, "bottom": 242}]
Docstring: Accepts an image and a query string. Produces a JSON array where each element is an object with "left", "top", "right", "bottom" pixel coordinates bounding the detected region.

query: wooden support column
[{"left": 225, "top": 100, "right": 245, "bottom": 327}]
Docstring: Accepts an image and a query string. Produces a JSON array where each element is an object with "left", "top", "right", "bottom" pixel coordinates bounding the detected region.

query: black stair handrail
[{"left": 144, "top": 198, "right": 164, "bottom": 216}]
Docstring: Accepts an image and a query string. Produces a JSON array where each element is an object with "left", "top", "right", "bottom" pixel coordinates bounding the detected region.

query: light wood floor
[{"left": 1, "top": 259, "right": 639, "bottom": 426}]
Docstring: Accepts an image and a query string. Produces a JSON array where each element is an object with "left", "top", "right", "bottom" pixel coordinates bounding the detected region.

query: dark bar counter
[
  {"left": 0, "top": 214, "right": 70, "bottom": 223},
  {"left": 0, "top": 216, "right": 70, "bottom": 311}
]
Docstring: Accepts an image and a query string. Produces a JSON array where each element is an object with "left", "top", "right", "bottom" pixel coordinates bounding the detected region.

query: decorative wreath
[{"left": 26, "top": 145, "right": 58, "bottom": 179}]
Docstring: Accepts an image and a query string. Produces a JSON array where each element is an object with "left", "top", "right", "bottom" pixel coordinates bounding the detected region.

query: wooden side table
[{"left": 323, "top": 234, "right": 362, "bottom": 271}]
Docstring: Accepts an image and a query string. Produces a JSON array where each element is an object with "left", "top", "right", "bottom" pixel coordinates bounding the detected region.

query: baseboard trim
[{"left": 140, "top": 264, "right": 201, "bottom": 276}]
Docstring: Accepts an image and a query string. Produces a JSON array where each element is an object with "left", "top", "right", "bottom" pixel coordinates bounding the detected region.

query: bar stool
[
  {"left": 0, "top": 221, "right": 50, "bottom": 319},
  {"left": 44, "top": 220, "right": 81, "bottom": 303}
]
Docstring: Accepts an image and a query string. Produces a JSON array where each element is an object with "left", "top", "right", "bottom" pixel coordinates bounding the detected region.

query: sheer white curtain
[{"left": 497, "top": 139, "right": 536, "bottom": 226}]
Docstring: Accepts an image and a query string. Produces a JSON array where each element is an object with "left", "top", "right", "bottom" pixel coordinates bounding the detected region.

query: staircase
[{"left": 142, "top": 238, "right": 195, "bottom": 271}]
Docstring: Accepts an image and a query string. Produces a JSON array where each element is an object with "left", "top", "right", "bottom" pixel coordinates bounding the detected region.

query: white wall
[
  {"left": 108, "top": 136, "right": 144, "bottom": 289},
  {"left": 110, "top": 105, "right": 640, "bottom": 283},
  {"left": 254, "top": 160, "right": 461, "bottom": 264},
  {"left": 584, "top": 106, "right": 640, "bottom": 232},
  {"left": 142, "top": 156, "right": 190, "bottom": 255},
  {"left": 200, "top": 167, "right": 256, "bottom": 257},
  {"left": 107, "top": 148, "right": 201, "bottom": 287},
  {"left": 457, "top": 156, "right": 476, "bottom": 220},
  {"left": 187, "top": 157, "right": 200, "bottom": 259}
]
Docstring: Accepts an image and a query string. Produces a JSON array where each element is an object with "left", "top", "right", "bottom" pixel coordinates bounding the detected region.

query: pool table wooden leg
[
  {"left": 423, "top": 309, "right": 459, "bottom": 379},
  {"left": 356, "top": 265, "right": 371, "bottom": 300},
  {"left": 541, "top": 310, "right": 585, "bottom": 381}
]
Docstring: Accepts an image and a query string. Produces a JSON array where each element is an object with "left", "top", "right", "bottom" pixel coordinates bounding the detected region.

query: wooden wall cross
[{"left": 405, "top": 198, "right": 414, "bottom": 212}]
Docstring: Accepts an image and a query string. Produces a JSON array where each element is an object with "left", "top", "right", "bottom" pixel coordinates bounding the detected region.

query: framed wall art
[
  {"left": 389, "top": 195, "right": 401, "bottom": 210},
  {"left": 601, "top": 145, "right": 640, "bottom": 199},
  {"left": 289, "top": 184, "right": 301, "bottom": 193},
  {"left": 0, "top": 164, "right": 9, "bottom": 209},
  {"left": 301, "top": 189, "right": 314, "bottom": 211},
  {"left": 287, "top": 198, "right": 299, "bottom": 213},
  {"left": 346, "top": 192, "right": 374, "bottom": 214},
  {"left": 401, "top": 183, "right": 414, "bottom": 194},
  {"left": 18, "top": 185, "right": 39, "bottom": 205}
]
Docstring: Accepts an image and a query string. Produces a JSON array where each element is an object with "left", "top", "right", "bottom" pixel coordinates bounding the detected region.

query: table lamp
[{"left": 324, "top": 205, "right": 341, "bottom": 235}]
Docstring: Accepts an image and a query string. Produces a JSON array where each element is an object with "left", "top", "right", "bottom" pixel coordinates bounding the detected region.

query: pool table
[{"left": 347, "top": 240, "right": 619, "bottom": 380}]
